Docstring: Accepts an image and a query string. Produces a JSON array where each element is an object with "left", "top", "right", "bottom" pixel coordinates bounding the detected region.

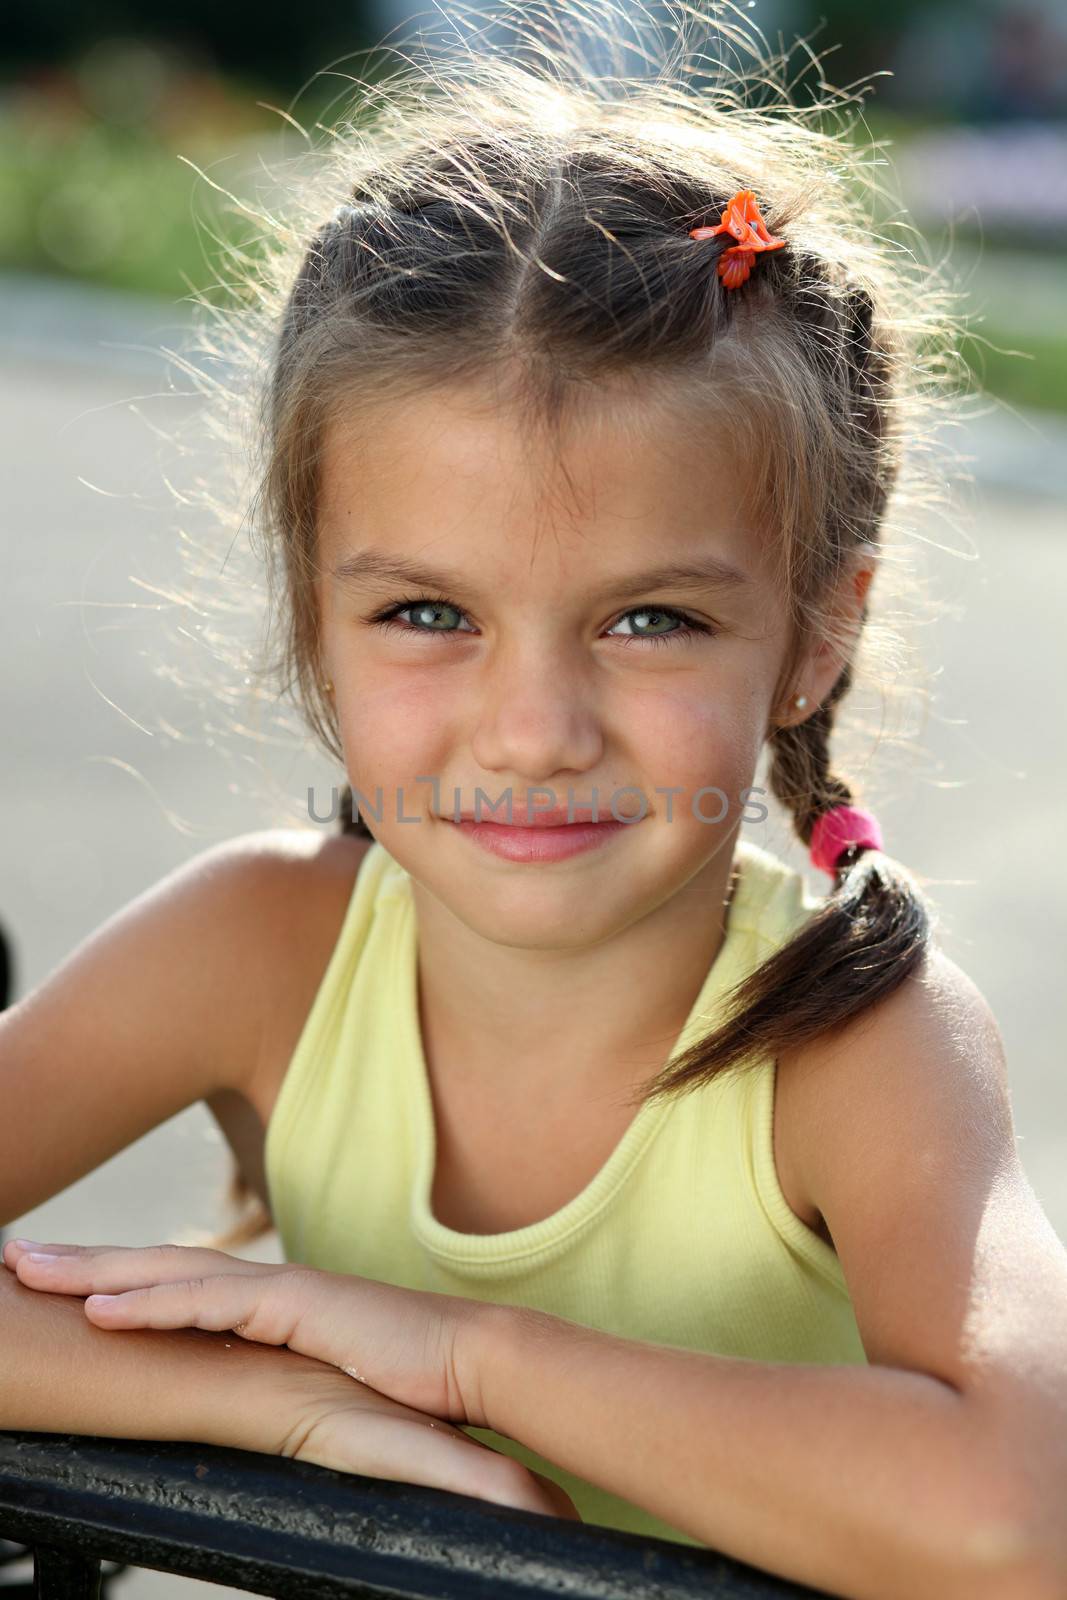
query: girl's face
[{"left": 315, "top": 383, "right": 808, "bottom": 948}]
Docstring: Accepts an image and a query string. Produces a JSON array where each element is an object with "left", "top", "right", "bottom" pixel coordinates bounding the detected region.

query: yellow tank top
[{"left": 264, "top": 836, "right": 867, "bottom": 1547}]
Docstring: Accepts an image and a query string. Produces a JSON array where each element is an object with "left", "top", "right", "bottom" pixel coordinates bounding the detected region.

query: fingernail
[
  {"left": 27, "top": 1253, "right": 59, "bottom": 1263},
  {"left": 87, "top": 1295, "right": 118, "bottom": 1305},
  {"left": 10, "top": 1240, "right": 40, "bottom": 1250}
]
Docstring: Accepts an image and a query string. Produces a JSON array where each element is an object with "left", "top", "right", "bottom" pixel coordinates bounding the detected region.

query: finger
[
  {"left": 82, "top": 1273, "right": 310, "bottom": 1350},
  {"left": 295, "top": 1407, "right": 549, "bottom": 1512},
  {"left": 9, "top": 1246, "right": 139, "bottom": 1295},
  {"left": 14, "top": 1244, "right": 278, "bottom": 1297},
  {"left": 3, "top": 1240, "right": 107, "bottom": 1267}
]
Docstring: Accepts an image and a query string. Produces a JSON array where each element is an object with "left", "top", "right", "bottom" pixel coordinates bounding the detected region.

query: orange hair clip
[{"left": 689, "top": 188, "right": 786, "bottom": 290}]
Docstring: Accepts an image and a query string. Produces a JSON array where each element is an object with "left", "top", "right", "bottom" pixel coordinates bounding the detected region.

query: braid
[
  {"left": 632, "top": 654, "right": 934, "bottom": 1109},
  {"left": 768, "top": 664, "right": 857, "bottom": 857}
]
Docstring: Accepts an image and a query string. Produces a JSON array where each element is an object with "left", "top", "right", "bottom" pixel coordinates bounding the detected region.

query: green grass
[
  {"left": 0, "top": 125, "right": 224, "bottom": 302},
  {"left": 957, "top": 329, "right": 1067, "bottom": 416},
  {"left": 0, "top": 102, "right": 287, "bottom": 305}
]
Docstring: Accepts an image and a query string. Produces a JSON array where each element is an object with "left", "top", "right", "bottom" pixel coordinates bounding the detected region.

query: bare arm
[
  {"left": 0, "top": 1263, "right": 316, "bottom": 1454},
  {"left": 0, "top": 830, "right": 573, "bottom": 1515},
  {"left": 0, "top": 840, "right": 321, "bottom": 1450},
  {"left": 461, "top": 957, "right": 1067, "bottom": 1599},
  {"left": 0, "top": 1265, "right": 575, "bottom": 1520}
]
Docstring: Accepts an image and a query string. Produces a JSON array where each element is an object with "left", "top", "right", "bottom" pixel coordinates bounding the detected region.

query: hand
[
  {"left": 1, "top": 1240, "right": 579, "bottom": 1521},
  {"left": 273, "top": 1363, "right": 580, "bottom": 1520},
  {"left": 3, "top": 1239, "right": 486, "bottom": 1425}
]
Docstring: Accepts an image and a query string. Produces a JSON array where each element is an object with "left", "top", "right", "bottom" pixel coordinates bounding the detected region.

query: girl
[{"left": 3, "top": 4, "right": 1065, "bottom": 1596}]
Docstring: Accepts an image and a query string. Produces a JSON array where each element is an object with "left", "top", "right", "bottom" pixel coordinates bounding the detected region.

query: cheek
[
  {"left": 334, "top": 660, "right": 770, "bottom": 796},
  {"left": 337, "top": 676, "right": 455, "bottom": 777},
  {"left": 633, "top": 687, "right": 755, "bottom": 780}
]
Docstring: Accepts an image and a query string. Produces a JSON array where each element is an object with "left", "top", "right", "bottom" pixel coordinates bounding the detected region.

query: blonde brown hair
[{"left": 194, "top": 0, "right": 975, "bottom": 1252}]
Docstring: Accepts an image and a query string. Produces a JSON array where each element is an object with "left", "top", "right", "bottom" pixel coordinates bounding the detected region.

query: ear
[{"left": 797, "top": 554, "right": 876, "bottom": 709}]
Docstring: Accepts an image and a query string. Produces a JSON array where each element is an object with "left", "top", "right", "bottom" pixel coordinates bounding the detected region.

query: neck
[{"left": 409, "top": 842, "right": 742, "bottom": 1104}]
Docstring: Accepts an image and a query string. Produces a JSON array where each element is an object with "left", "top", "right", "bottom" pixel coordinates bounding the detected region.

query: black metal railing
[{"left": 0, "top": 1431, "right": 830, "bottom": 1598}]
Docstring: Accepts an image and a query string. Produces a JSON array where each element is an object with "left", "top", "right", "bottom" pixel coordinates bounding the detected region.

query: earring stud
[
  {"left": 322, "top": 679, "right": 334, "bottom": 694},
  {"left": 794, "top": 694, "right": 808, "bottom": 710}
]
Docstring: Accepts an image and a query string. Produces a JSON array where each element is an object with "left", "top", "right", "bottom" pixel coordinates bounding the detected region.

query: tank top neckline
[{"left": 378, "top": 840, "right": 773, "bottom": 1269}]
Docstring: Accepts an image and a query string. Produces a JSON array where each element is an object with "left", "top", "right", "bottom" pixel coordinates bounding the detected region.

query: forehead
[{"left": 317, "top": 381, "right": 772, "bottom": 585}]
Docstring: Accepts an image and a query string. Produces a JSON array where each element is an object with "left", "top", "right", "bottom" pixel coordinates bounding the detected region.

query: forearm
[
  {"left": 473, "top": 1305, "right": 1048, "bottom": 1600},
  {"left": 0, "top": 1267, "right": 319, "bottom": 1457}
]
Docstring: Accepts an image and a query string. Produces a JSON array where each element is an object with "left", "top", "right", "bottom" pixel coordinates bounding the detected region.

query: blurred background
[{"left": 2, "top": 1, "right": 1066, "bottom": 1593}]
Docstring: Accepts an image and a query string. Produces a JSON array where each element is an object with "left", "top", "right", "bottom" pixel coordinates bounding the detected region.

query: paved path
[{"left": 2, "top": 275, "right": 1066, "bottom": 1595}]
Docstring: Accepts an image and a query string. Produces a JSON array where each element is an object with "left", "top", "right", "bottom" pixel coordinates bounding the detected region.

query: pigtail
[{"left": 634, "top": 656, "right": 934, "bottom": 1107}]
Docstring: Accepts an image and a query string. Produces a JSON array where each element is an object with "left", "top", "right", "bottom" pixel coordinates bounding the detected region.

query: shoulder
[
  {"left": 205, "top": 825, "right": 375, "bottom": 899},
  {"left": 209, "top": 823, "right": 378, "bottom": 961},
  {"left": 129, "top": 827, "right": 376, "bottom": 1098},
  {"left": 162, "top": 827, "right": 373, "bottom": 968},
  {"left": 783, "top": 945, "right": 1014, "bottom": 1226},
  {"left": 0, "top": 827, "right": 374, "bottom": 1225},
  {"left": 214, "top": 827, "right": 377, "bottom": 1095},
  {"left": 785, "top": 944, "right": 1010, "bottom": 1120},
  {"left": 781, "top": 943, "right": 1031, "bottom": 1378}
]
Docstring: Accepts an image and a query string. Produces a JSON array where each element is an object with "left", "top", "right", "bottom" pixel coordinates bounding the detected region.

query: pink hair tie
[{"left": 809, "top": 804, "right": 883, "bottom": 877}]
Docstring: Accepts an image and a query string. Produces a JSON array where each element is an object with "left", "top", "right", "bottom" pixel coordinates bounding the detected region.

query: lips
[
  {"left": 451, "top": 812, "right": 604, "bottom": 825},
  {"left": 447, "top": 805, "right": 626, "bottom": 828},
  {"left": 447, "top": 814, "right": 634, "bottom": 863}
]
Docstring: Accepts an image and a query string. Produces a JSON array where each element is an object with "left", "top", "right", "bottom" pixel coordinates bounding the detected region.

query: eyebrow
[{"left": 330, "top": 548, "right": 756, "bottom": 602}]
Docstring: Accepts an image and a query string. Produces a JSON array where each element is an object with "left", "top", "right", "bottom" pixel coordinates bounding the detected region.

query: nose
[{"left": 469, "top": 639, "right": 603, "bottom": 785}]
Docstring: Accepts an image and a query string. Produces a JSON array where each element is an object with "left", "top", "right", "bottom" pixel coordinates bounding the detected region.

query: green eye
[
  {"left": 612, "top": 609, "right": 682, "bottom": 637},
  {"left": 368, "top": 596, "right": 715, "bottom": 648},
  {"left": 370, "top": 596, "right": 471, "bottom": 636},
  {"left": 406, "top": 602, "right": 463, "bottom": 630}
]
